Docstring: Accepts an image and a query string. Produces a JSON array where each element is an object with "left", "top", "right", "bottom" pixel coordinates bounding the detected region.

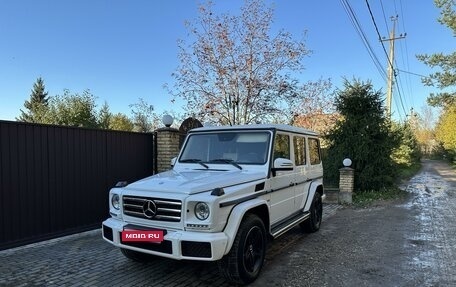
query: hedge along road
[
  {"left": 252, "top": 159, "right": 456, "bottom": 287},
  {"left": 0, "top": 160, "right": 455, "bottom": 286}
]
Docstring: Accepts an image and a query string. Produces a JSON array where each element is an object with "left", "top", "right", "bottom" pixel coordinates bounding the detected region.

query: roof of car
[{"left": 188, "top": 124, "right": 319, "bottom": 136}]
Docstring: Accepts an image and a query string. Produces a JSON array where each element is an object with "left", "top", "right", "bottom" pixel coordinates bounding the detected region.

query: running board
[{"left": 271, "top": 212, "right": 310, "bottom": 238}]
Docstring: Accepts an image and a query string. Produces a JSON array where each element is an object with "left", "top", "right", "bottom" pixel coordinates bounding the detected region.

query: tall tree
[
  {"left": 416, "top": 0, "right": 456, "bottom": 108},
  {"left": 391, "top": 122, "right": 421, "bottom": 167},
  {"left": 417, "top": 0, "right": 456, "bottom": 159},
  {"left": 17, "top": 77, "right": 49, "bottom": 122},
  {"left": 287, "top": 78, "right": 336, "bottom": 135},
  {"left": 324, "top": 80, "right": 400, "bottom": 190},
  {"left": 98, "top": 101, "right": 112, "bottom": 129},
  {"left": 410, "top": 106, "right": 437, "bottom": 156},
  {"left": 129, "top": 98, "right": 157, "bottom": 132},
  {"left": 435, "top": 105, "right": 456, "bottom": 151},
  {"left": 109, "top": 113, "right": 134, "bottom": 131},
  {"left": 45, "top": 89, "right": 98, "bottom": 128},
  {"left": 167, "top": 0, "right": 313, "bottom": 125}
]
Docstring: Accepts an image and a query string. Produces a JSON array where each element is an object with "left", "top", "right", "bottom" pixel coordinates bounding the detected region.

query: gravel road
[{"left": 252, "top": 159, "right": 456, "bottom": 287}]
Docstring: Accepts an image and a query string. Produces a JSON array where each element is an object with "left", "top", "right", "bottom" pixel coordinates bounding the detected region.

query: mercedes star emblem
[{"left": 142, "top": 200, "right": 157, "bottom": 219}]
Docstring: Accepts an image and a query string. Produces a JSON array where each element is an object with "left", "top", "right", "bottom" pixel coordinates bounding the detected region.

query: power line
[
  {"left": 396, "top": 69, "right": 429, "bottom": 78},
  {"left": 340, "top": 0, "right": 387, "bottom": 81},
  {"left": 379, "top": 0, "right": 390, "bottom": 34},
  {"left": 396, "top": 0, "right": 414, "bottom": 110},
  {"left": 394, "top": 72, "right": 408, "bottom": 118},
  {"left": 366, "top": 0, "right": 407, "bottom": 120},
  {"left": 365, "top": 0, "right": 394, "bottom": 70},
  {"left": 395, "top": 59, "right": 410, "bottom": 112}
]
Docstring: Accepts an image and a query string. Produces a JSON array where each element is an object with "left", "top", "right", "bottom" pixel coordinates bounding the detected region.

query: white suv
[{"left": 102, "top": 124, "right": 324, "bottom": 285}]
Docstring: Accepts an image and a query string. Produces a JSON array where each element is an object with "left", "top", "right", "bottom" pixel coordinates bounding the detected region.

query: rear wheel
[
  {"left": 218, "top": 214, "right": 266, "bottom": 285},
  {"left": 120, "top": 248, "right": 156, "bottom": 262},
  {"left": 301, "top": 192, "right": 322, "bottom": 233}
]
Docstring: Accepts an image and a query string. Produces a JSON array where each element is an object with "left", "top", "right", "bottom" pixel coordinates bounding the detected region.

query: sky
[{"left": 0, "top": 0, "right": 453, "bottom": 123}]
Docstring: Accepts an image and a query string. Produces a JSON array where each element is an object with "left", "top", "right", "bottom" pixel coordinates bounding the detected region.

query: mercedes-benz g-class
[{"left": 102, "top": 124, "right": 324, "bottom": 284}]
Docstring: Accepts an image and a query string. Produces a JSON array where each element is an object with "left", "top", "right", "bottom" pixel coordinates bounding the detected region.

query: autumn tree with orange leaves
[{"left": 167, "top": 0, "right": 332, "bottom": 125}]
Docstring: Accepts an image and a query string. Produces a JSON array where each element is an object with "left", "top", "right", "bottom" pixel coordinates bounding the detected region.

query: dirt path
[{"left": 252, "top": 159, "right": 456, "bottom": 287}]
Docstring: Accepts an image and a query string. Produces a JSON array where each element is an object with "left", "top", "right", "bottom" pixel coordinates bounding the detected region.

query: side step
[{"left": 271, "top": 212, "right": 310, "bottom": 238}]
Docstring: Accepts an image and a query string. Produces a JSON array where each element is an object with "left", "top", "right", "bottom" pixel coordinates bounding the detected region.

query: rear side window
[
  {"left": 293, "top": 136, "right": 306, "bottom": 166},
  {"left": 273, "top": 134, "right": 290, "bottom": 160},
  {"left": 309, "top": 138, "right": 321, "bottom": 165}
]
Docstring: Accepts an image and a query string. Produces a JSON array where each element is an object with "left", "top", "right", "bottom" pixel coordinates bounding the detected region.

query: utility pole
[{"left": 381, "top": 16, "right": 406, "bottom": 118}]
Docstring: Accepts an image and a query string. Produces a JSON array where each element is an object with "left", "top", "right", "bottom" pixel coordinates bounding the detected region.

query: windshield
[{"left": 179, "top": 131, "right": 271, "bottom": 165}]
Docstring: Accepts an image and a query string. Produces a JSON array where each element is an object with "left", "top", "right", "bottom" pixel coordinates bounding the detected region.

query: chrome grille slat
[
  {"left": 123, "top": 197, "right": 146, "bottom": 202},
  {"left": 157, "top": 208, "right": 181, "bottom": 213},
  {"left": 155, "top": 215, "right": 181, "bottom": 220},
  {"left": 154, "top": 200, "right": 181, "bottom": 206},
  {"left": 124, "top": 210, "right": 144, "bottom": 216},
  {"left": 122, "top": 196, "right": 182, "bottom": 222},
  {"left": 123, "top": 204, "right": 142, "bottom": 209}
]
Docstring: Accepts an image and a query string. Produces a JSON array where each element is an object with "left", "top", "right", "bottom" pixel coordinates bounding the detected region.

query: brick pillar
[
  {"left": 339, "top": 167, "right": 354, "bottom": 204},
  {"left": 155, "top": 127, "right": 180, "bottom": 173}
]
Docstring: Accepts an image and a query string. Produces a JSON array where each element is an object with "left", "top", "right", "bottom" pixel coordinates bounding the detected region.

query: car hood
[{"left": 123, "top": 169, "right": 266, "bottom": 195}]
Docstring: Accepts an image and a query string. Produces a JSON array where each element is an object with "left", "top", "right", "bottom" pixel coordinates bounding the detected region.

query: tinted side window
[
  {"left": 309, "top": 138, "right": 321, "bottom": 165},
  {"left": 293, "top": 136, "right": 306, "bottom": 166},
  {"left": 273, "top": 134, "right": 290, "bottom": 160}
]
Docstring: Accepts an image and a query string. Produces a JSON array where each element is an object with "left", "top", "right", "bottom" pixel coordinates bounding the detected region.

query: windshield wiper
[
  {"left": 180, "top": 159, "right": 209, "bottom": 169},
  {"left": 209, "top": 159, "right": 243, "bottom": 170}
]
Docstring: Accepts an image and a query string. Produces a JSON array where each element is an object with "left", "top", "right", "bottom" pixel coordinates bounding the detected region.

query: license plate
[{"left": 121, "top": 230, "right": 164, "bottom": 243}]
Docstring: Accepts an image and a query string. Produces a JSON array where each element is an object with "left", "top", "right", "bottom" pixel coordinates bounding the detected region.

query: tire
[
  {"left": 120, "top": 248, "right": 156, "bottom": 262},
  {"left": 218, "top": 214, "right": 266, "bottom": 285},
  {"left": 301, "top": 192, "right": 323, "bottom": 233}
]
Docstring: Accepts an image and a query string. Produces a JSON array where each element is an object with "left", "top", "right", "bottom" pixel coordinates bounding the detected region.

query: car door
[
  {"left": 306, "top": 137, "right": 323, "bottom": 183},
  {"left": 268, "top": 132, "right": 296, "bottom": 225},
  {"left": 292, "top": 135, "right": 311, "bottom": 211}
]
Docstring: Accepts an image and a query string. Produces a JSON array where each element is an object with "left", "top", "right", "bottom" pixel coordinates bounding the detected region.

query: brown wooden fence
[{"left": 0, "top": 120, "right": 154, "bottom": 250}]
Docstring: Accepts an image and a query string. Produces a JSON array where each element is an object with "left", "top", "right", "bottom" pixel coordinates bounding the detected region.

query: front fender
[{"left": 222, "top": 198, "right": 269, "bottom": 255}]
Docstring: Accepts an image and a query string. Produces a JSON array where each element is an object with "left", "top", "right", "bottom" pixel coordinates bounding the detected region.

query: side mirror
[
  {"left": 271, "top": 158, "right": 294, "bottom": 176},
  {"left": 170, "top": 157, "right": 177, "bottom": 167}
]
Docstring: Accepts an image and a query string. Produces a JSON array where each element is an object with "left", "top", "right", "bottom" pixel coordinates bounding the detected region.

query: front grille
[{"left": 123, "top": 196, "right": 182, "bottom": 222}]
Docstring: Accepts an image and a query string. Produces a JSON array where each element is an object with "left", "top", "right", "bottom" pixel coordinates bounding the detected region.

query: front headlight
[
  {"left": 194, "top": 202, "right": 210, "bottom": 220},
  {"left": 111, "top": 194, "right": 120, "bottom": 210}
]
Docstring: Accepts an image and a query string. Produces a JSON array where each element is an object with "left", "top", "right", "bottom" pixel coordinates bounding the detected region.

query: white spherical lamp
[
  {"left": 343, "top": 158, "right": 352, "bottom": 167},
  {"left": 162, "top": 115, "right": 174, "bottom": 127}
]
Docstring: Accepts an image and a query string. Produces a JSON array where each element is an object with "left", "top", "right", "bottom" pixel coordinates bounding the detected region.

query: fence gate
[{"left": 0, "top": 120, "right": 155, "bottom": 250}]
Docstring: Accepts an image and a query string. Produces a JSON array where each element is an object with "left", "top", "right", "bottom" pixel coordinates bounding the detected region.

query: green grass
[
  {"left": 352, "top": 187, "right": 409, "bottom": 207},
  {"left": 352, "top": 163, "right": 420, "bottom": 207},
  {"left": 396, "top": 162, "right": 422, "bottom": 181}
]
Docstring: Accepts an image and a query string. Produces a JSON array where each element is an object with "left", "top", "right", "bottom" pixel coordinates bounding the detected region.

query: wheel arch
[
  {"left": 304, "top": 180, "right": 324, "bottom": 212},
  {"left": 222, "top": 198, "right": 270, "bottom": 255}
]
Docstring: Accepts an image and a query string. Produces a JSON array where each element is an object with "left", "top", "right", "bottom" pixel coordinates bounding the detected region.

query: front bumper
[{"left": 102, "top": 218, "right": 229, "bottom": 261}]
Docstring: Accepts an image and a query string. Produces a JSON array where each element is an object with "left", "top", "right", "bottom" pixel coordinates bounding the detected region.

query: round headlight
[
  {"left": 111, "top": 194, "right": 120, "bottom": 210},
  {"left": 194, "top": 202, "right": 210, "bottom": 220}
]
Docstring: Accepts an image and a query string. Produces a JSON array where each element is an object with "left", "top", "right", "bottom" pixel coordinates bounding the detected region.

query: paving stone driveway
[{"left": 0, "top": 204, "right": 340, "bottom": 287}]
